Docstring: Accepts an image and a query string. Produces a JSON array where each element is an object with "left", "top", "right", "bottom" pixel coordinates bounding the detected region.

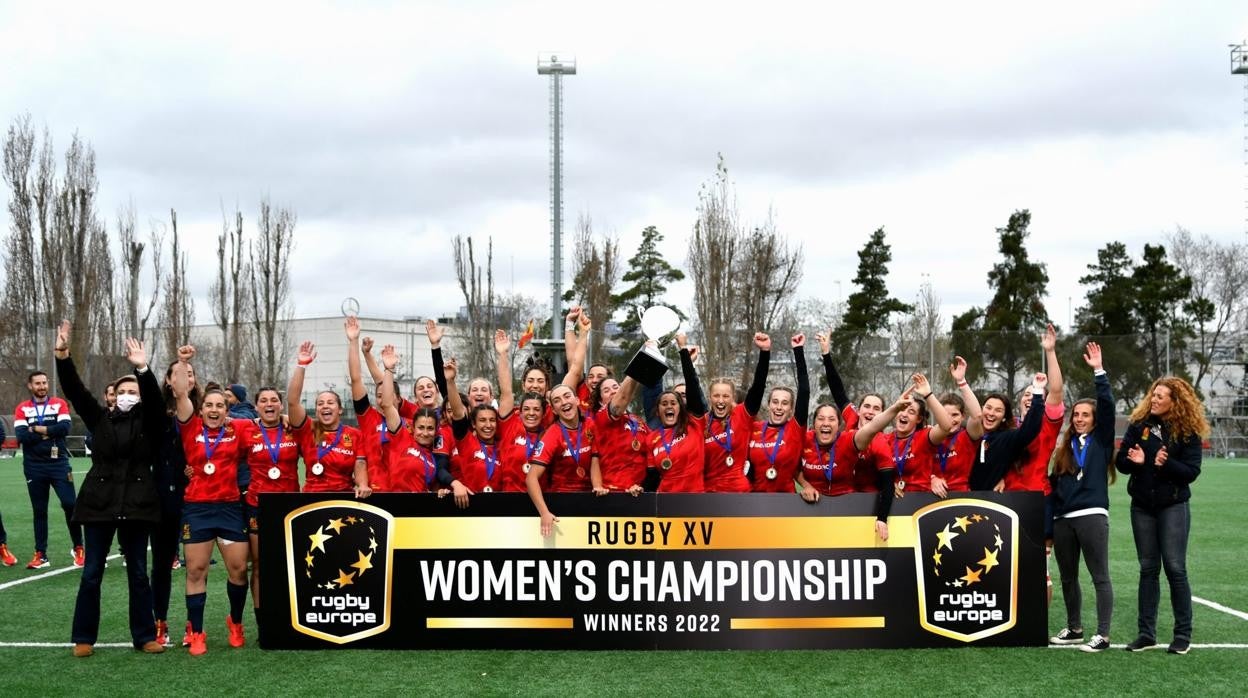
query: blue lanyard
[
  {"left": 558, "top": 421, "right": 584, "bottom": 463},
  {"left": 33, "top": 399, "right": 50, "bottom": 425},
  {"left": 259, "top": 423, "right": 283, "bottom": 465},
  {"left": 816, "top": 432, "right": 839, "bottom": 482},
  {"left": 317, "top": 425, "right": 345, "bottom": 462},
  {"left": 624, "top": 416, "right": 639, "bottom": 441},
  {"left": 709, "top": 417, "right": 733, "bottom": 454},
  {"left": 660, "top": 427, "right": 678, "bottom": 460},
  {"left": 413, "top": 446, "right": 436, "bottom": 486},
  {"left": 1071, "top": 436, "right": 1089, "bottom": 472},
  {"left": 524, "top": 431, "right": 540, "bottom": 460},
  {"left": 937, "top": 432, "right": 956, "bottom": 473},
  {"left": 761, "top": 422, "right": 787, "bottom": 466},
  {"left": 892, "top": 433, "right": 914, "bottom": 477},
  {"left": 202, "top": 425, "right": 226, "bottom": 462},
  {"left": 481, "top": 441, "right": 499, "bottom": 481}
]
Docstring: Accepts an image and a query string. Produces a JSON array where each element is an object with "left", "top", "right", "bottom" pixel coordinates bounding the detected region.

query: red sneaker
[
  {"left": 155, "top": 620, "right": 170, "bottom": 647},
  {"left": 0, "top": 544, "right": 16, "bottom": 566},
  {"left": 26, "top": 551, "right": 49, "bottom": 569},
  {"left": 73, "top": 545, "right": 86, "bottom": 567},
  {"left": 181, "top": 621, "right": 193, "bottom": 647},
  {"left": 188, "top": 631, "right": 207, "bottom": 656},
  {"left": 226, "top": 615, "right": 245, "bottom": 648}
]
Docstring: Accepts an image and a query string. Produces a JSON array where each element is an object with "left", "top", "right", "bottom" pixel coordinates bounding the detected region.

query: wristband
[
  {"left": 565, "top": 321, "right": 576, "bottom": 333},
  {"left": 956, "top": 379, "right": 968, "bottom": 387},
  {"left": 919, "top": 392, "right": 932, "bottom": 400},
  {"left": 1093, "top": 368, "right": 1106, "bottom": 376}
]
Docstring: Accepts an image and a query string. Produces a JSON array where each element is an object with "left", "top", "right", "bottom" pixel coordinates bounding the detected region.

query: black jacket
[
  {"left": 1049, "top": 372, "right": 1115, "bottom": 519},
  {"left": 57, "top": 356, "right": 165, "bottom": 525},
  {"left": 1115, "top": 414, "right": 1202, "bottom": 512}
]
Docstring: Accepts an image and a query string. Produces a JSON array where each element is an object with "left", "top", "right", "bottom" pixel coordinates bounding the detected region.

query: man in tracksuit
[{"left": 13, "top": 370, "right": 84, "bottom": 569}]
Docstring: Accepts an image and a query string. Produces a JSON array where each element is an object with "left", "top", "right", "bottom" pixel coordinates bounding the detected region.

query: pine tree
[
  {"left": 614, "top": 225, "right": 685, "bottom": 335},
  {"left": 833, "top": 228, "right": 911, "bottom": 391}
]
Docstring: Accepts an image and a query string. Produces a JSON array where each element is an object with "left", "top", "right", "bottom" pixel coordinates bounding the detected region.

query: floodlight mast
[{"left": 538, "top": 53, "right": 576, "bottom": 340}]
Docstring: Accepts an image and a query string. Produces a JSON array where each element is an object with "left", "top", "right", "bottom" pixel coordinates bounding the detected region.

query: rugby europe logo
[
  {"left": 912, "top": 499, "right": 1019, "bottom": 642},
  {"left": 283, "top": 500, "right": 395, "bottom": 644}
]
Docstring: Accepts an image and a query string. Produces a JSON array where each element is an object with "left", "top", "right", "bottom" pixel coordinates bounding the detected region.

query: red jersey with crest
[
  {"left": 1005, "top": 403, "right": 1064, "bottom": 494},
  {"left": 385, "top": 422, "right": 446, "bottom": 493},
  {"left": 853, "top": 432, "right": 889, "bottom": 492},
  {"left": 452, "top": 432, "right": 506, "bottom": 493},
  {"left": 235, "top": 420, "right": 302, "bottom": 506},
  {"left": 882, "top": 428, "right": 935, "bottom": 493},
  {"left": 800, "top": 430, "right": 865, "bottom": 497},
  {"left": 531, "top": 418, "right": 596, "bottom": 492},
  {"left": 179, "top": 416, "right": 249, "bottom": 503},
  {"left": 577, "top": 381, "right": 593, "bottom": 414},
  {"left": 748, "top": 419, "right": 806, "bottom": 493},
  {"left": 356, "top": 404, "right": 390, "bottom": 492},
  {"left": 497, "top": 411, "right": 541, "bottom": 493},
  {"left": 702, "top": 404, "right": 753, "bottom": 493},
  {"left": 646, "top": 415, "right": 706, "bottom": 493},
  {"left": 298, "top": 422, "right": 363, "bottom": 493},
  {"left": 932, "top": 427, "right": 977, "bottom": 492},
  {"left": 592, "top": 407, "right": 649, "bottom": 491}
]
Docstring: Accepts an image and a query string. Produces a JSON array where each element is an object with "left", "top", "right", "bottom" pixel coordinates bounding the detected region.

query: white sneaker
[
  {"left": 1050, "top": 628, "right": 1084, "bottom": 645},
  {"left": 1080, "top": 634, "right": 1110, "bottom": 652}
]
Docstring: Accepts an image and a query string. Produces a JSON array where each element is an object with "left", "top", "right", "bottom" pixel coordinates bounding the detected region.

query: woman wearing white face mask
[{"left": 54, "top": 321, "right": 166, "bottom": 657}]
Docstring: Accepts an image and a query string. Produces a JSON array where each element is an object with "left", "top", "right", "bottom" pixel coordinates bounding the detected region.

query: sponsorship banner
[{"left": 259, "top": 492, "right": 1045, "bottom": 650}]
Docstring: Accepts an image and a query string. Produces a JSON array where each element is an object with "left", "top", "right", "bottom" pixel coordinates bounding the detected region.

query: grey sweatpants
[{"left": 1053, "top": 513, "right": 1113, "bottom": 637}]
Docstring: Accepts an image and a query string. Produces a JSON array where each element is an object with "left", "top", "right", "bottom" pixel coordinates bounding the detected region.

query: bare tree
[
  {"left": 248, "top": 197, "right": 296, "bottom": 387},
  {"left": 115, "top": 201, "right": 163, "bottom": 344},
  {"left": 160, "top": 208, "right": 195, "bottom": 357},
  {"left": 211, "top": 206, "right": 252, "bottom": 382},
  {"left": 564, "top": 213, "right": 621, "bottom": 361},
  {"left": 688, "top": 154, "right": 740, "bottom": 381},
  {"left": 1166, "top": 226, "right": 1248, "bottom": 390},
  {"left": 736, "top": 209, "right": 803, "bottom": 385},
  {"left": 453, "top": 234, "right": 495, "bottom": 381}
]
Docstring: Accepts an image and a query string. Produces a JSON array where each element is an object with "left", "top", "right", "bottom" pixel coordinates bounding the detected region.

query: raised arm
[
  {"left": 950, "top": 356, "right": 984, "bottom": 440},
  {"left": 563, "top": 306, "right": 580, "bottom": 365},
  {"left": 52, "top": 320, "right": 104, "bottom": 430},
  {"left": 914, "top": 373, "right": 954, "bottom": 441},
  {"left": 345, "top": 317, "right": 367, "bottom": 402},
  {"left": 361, "top": 336, "right": 386, "bottom": 385},
  {"left": 744, "top": 332, "right": 772, "bottom": 417},
  {"left": 792, "top": 334, "right": 809, "bottom": 426},
  {"left": 1042, "top": 324, "right": 1064, "bottom": 406},
  {"left": 1084, "top": 342, "right": 1115, "bottom": 445},
  {"left": 495, "top": 329, "right": 515, "bottom": 416},
  {"left": 817, "top": 330, "right": 851, "bottom": 411},
  {"left": 170, "top": 348, "right": 197, "bottom": 423},
  {"left": 286, "top": 341, "right": 316, "bottom": 426},
  {"left": 562, "top": 311, "right": 592, "bottom": 389},
  {"left": 854, "top": 392, "right": 909, "bottom": 451},
  {"left": 379, "top": 344, "right": 402, "bottom": 432},
  {"left": 443, "top": 357, "right": 466, "bottom": 422},
  {"left": 426, "top": 319, "right": 449, "bottom": 402},
  {"left": 676, "top": 334, "right": 707, "bottom": 417}
]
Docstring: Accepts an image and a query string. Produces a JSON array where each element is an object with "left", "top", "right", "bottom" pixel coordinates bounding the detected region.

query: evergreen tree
[
  {"left": 614, "top": 225, "right": 685, "bottom": 334},
  {"left": 1067, "top": 241, "right": 1147, "bottom": 407},
  {"left": 1130, "top": 243, "right": 1192, "bottom": 379},
  {"left": 833, "top": 228, "right": 911, "bottom": 390}
]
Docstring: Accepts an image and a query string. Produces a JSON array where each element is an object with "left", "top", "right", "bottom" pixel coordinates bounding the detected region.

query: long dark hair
[
  {"left": 657, "top": 389, "right": 691, "bottom": 437},
  {"left": 1052, "top": 398, "right": 1116, "bottom": 483},
  {"left": 163, "top": 360, "right": 202, "bottom": 416},
  {"left": 982, "top": 392, "right": 1015, "bottom": 432}
]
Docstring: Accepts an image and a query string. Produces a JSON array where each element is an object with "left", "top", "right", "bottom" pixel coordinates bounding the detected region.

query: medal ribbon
[
  {"left": 201, "top": 424, "right": 227, "bottom": 463},
  {"left": 414, "top": 446, "right": 437, "bottom": 486},
  {"left": 558, "top": 421, "right": 584, "bottom": 466},
  {"left": 817, "top": 431, "right": 840, "bottom": 482},
  {"left": 708, "top": 416, "right": 733, "bottom": 455},
  {"left": 1071, "top": 434, "right": 1089, "bottom": 473},
  {"left": 762, "top": 422, "right": 787, "bottom": 467},
  {"left": 317, "top": 425, "right": 345, "bottom": 462},
  {"left": 482, "top": 442, "right": 499, "bottom": 482},
  {"left": 892, "top": 433, "right": 914, "bottom": 478},
  {"left": 524, "top": 431, "right": 540, "bottom": 461},
  {"left": 937, "top": 432, "right": 955, "bottom": 473},
  {"left": 259, "top": 423, "right": 283, "bottom": 466},
  {"left": 33, "top": 398, "right": 49, "bottom": 425},
  {"left": 660, "top": 426, "right": 678, "bottom": 461},
  {"left": 624, "top": 416, "right": 639, "bottom": 442}
]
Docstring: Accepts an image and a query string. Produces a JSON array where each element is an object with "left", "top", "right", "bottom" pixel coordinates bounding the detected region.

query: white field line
[
  {"left": 1194, "top": 596, "right": 1248, "bottom": 622},
  {"left": 0, "top": 642, "right": 133, "bottom": 648},
  {"left": 1049, "top": 643, "right": 1248, "bottom": 649},
  {"left": 0, "top": 553, "right": 121, "bottom": 592}
]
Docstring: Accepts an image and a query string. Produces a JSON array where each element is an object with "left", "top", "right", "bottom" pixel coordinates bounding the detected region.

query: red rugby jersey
[
  {"left": 853, "top": 432, "right": 889, "bottom": 493},
  {"left": 530, "top": 418, "right": 596, "bottom": 492},
  {"left": 646, "top": 415, "right": 706, "bottom": 493},
  {"left": 800, "top": 429, "right": 863, "bottom": 497},
  {"left": 882, "top": 427, "right": 936, "bottom": 493},
  {"left": 180, "top": 416, "right": 249, "bottom": 503},
  {"left": 452, "top": 431, "right": 506, "bottom": 493},
  {"left": 385, "top": 423, "right": 442, "bottom": 493},
  {"left": 592, "top": 407, "right": 649, "bottom": 491},
  {"left": 748, "top": 418, "right": 806, "bottom": 493},
  {"left": 1005, "top": 403, "right": 1064, "bottom": 494},
  {"left": 932, "top": 427, "right": 977, "bottom": 492},
  {"left": 497, "top": 411, "right": 541, "bottom": 493},
  {"left": 702, "top": 403, "right": 753, "bottom": 493},
  {"left": 235, "top": 420, "right": 302, "bottom": 506},
  {"left": 298, "top": 422, "right": 363, "bottom": 493}
]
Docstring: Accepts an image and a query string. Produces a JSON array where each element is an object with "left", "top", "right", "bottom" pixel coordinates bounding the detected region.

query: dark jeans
[
  {"left": 1053, "top": 513, "right": 1113, "bottom": 636},
  {"left": 27, "top": 470, "right": 83, "bottom": 552},
  {"left": 150, "top": 500, "right": 182, "bottom": 621},
  {"left": 1130, "top": 501, "right": 1192, "bottom": 642},
  {"left": 71, "top": 522, "right": 156, "bottom": 646}
]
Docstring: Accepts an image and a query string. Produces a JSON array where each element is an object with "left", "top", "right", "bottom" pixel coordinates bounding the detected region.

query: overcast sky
[{"left": 2, "top": 1, "right": 1246, "bottom": 335}]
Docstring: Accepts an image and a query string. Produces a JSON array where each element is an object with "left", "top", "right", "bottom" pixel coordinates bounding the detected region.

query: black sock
[
  {"left": 227, "top": 581, "right": 248, "bottom": 624},
  {"left": 187, "top": 592, "right": 207, "bottom": 633}
]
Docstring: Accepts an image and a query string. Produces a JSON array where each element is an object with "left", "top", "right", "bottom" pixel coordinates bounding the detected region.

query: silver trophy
[{"left": 624, "top": 306, "right": 681, "bottom": 386}]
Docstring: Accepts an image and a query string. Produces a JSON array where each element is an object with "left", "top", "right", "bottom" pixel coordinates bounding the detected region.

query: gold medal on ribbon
[
  {"left": 631, "top": 439, "right": 641, "bottom": 451},
  {"left": 661, "top": 458, "right": 673, "bottom": 471},
  {"left": 576, "top": 466, "right": 586, "bottom": 478}
]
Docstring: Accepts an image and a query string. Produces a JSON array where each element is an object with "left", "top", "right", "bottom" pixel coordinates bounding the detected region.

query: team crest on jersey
[
  {"left": 913, "top": 499, "right": 1018, "bottom": 642},
  {"left": 341, "top": 433, "right": 354, "bottom": 448},
  {"left": 285, "top": 500, "right": 394, "bottom": 644}
]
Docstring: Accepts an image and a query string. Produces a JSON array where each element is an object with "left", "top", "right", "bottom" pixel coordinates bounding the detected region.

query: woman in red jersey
[
  {"left": 929, "top": 356, "right": 985, "bottom": 498},
  {"left": 796, "top": 393, "right": 911, "bottom": 539},
  {"left": 747, "top": 334, "right": 810, "bottom": 493},
  {"left": 346, "top": 317, "right": 392, "bottom": 493},
  {"left": 702, "top": 333, "right": 771, "bottom": 493},
  {"left": 233, "top": 385, "right": 301, "bottom": 645},
  {"left": 377, "top": 346, "right": 454, "bottom": 496},
  {"left": 170, "top": 354, "right": 251, "bottom": 656},
  {"left": 642, "top": 338, "right": 709, "bottom": 493},
  {"left": 815, "top": 330, "right": 892, "bottom": 495},
  {"left": 285, "top": 341, "right": 372, "bottom": 498},
  {"left": 589, "top": 374, "right": 649, "bottom": 495},
  {"left": 1003, "top": 324, "right": 1065, "bottom": 494},
  {"left": 879, "top": 373, "right": 956, "bottom": 497},
  {"left": 498, "top": 392, "right": 548, "bottom": 492},
  {"left": 527, "top": 384, "right": 597, "bottom": 537}
]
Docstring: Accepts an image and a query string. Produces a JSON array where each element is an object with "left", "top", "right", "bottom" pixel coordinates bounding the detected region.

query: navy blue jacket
[{"left": 1049, "top": 372, "right": 1115, "bottom": 521}]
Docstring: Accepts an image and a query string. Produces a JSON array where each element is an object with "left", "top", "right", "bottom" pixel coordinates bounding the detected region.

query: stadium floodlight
[{"left": 538, "top": 52, "right": 576, "bottom": 340}]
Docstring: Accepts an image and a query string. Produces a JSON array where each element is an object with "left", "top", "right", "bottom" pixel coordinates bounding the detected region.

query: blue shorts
[
  {"left": 181, "top": 502, "right": 247, "bottom": 544},
  {"left": 245, "top": 504, "right": 261, "bottom": 535}
]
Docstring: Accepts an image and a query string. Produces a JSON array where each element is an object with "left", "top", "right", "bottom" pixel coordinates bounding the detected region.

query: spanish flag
[{"left": 517, "top": 319, "right": 535, "bottom": 349}]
